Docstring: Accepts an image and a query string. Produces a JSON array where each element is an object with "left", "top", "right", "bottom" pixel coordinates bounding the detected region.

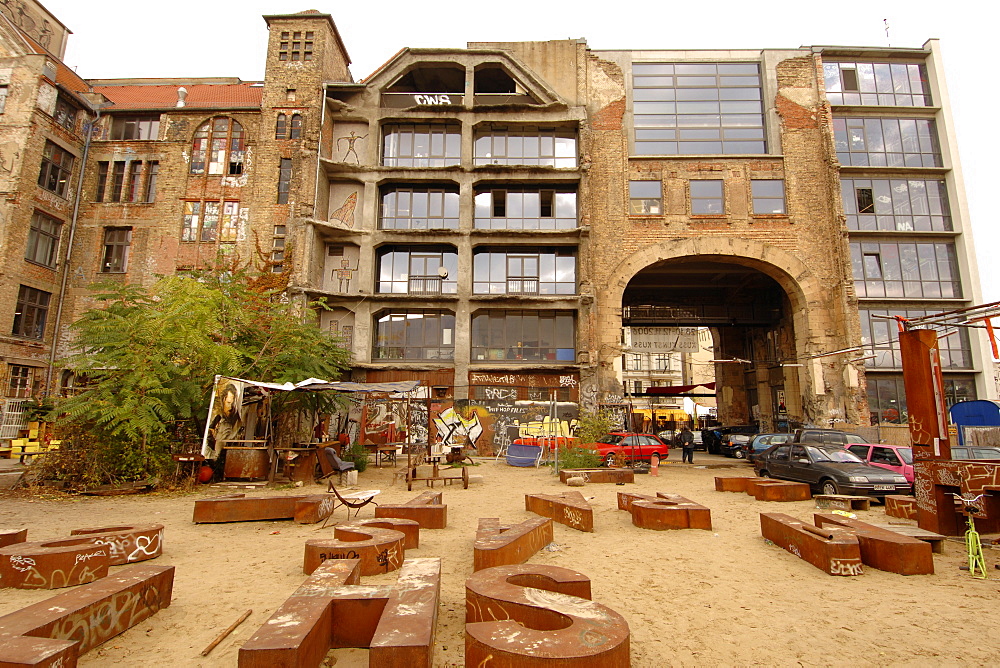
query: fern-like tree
[{"left": 57, "top": 259, "right": 351, "bottom": 483}]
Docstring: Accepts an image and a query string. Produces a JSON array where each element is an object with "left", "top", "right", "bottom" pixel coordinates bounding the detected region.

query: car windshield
[
  {"left": 843, "top": 433, "right": 869, "bottom": 444},
  {"left": 897, "top": 447, "right": 913, "bottom": 464},
  {"left": 806, "top": 446, "right": 863, "bottom": 463},
  {"left": 597, "top": 435, "right": 624, "bottom": 445}
]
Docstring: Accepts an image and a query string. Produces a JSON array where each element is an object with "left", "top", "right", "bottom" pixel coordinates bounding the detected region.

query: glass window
[
  {"left": 374, "top": 310, "right": 455, "bottom": 360},
  {"left": 277, "top": 158, "right": 292, "bottom": 203},
  {"left": 110, "top": 161, "right": 126, "bottom": 202},
  {"left": 376, "top": 246, "right": 458, "bottom": 294},
  {"left": 842, "top": 178, "right": 951, "bottom": 232},
  {"left": 858, "top": 308, "right": 972, "bottom": 370},
  {"left": 275, "top": 113, "right": 287, "bottom": 139},
  {"left": 12, "top": 285, "right": 50, "bottom": 339},
  {"left": 851, "top": 241, "right": 961, "bottom": 299},
  {"left": 471, "top": 310, "right": 576, "bottom": 362},
  {"left": 629, "top": 180, "right": 662, "bottom": 215},
  {"left": 127, "top": 161, "right": 143, "bottom": 202},
  {"left": 0, "top": 85, "right": 7, "bottom": 114},
  {"left": 54, "top": 98, "right": 77, "bottom": 132},
  {"left": 279, "top": 31, "right": 313, "bottom": 61},
  {"left": 472, "top": 247, "right": 576, "bottom": 295},
  {"left": 380, "top": 186, "right": 459, "bottom": 230},
  {"left": 823, "top": 61, "right": 931, "bottom": 106},
  {"left": 25, "top": 211, "right": 61, "bottom": 268},
  {"left": 37, "top": 140, "right": 74, "bottom": 197},
  {"left": 834, "top": 117, "right": 941, "bottom": 167},
  {"left": 101, "top": 227, "right": 132, "bottom": 273},
  {"left": 867, "top": 373, "right": 975, "bottom": 424},
  {"left": 473, "top": 125, "right": 577, "bottom": 167},
  {"left": 382, "top": 124, "right": 460, "bottom": 167},
  {"left": 690, "top": 179, "right": 724, "bottom": 214},
  {"left": 111, "top": 115, "right": 160, "bottom": 140},
  {"left": 751, "top": 180, "right": 785, "bottom": 214},
  {"left": 474, "top": 188, "right": 577, "bottom": 230},
  {"left": 190, "top": 117, "right": 245, "bottom": 175},
  {"left": 182, "top": 202, "right": 201, "bottom": 242},
  {"left": 95, "top": 162, "right": 108, "bottom": 202},
  {"left": 290, "top": 114, "right": 303, "bottom": 139},
  {"left": 144, "top": 161, "right": 159, "bottom": 203},
  {"left": 7, "top": 364, "right": 32, "bottom": 398},
  {"left": 632, "top": 61, "right": 765, "bottom": 155},
  {"left": 220, "top": 202, "right": 239, "bottom": 242}
]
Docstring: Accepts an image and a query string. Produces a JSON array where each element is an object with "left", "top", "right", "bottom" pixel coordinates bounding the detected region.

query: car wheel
[
  {"left": 821, "top": 479, "right": 839, "bottom": 495},
  {"left": 758, "top": 470, "right": 770, "bottom": 478},
  {"left": 604, "top": 453, "right": 616, "bottom": 467},
  {"left": 733, "top": 448, "right": 746, "bottom": 459}
]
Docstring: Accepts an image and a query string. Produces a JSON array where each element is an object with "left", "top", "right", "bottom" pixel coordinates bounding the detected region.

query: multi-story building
[{"left": 0, "top": 3, "right": 990, "bottom": 449}]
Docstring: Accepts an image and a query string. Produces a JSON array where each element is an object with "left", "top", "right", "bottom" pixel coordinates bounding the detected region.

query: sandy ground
[{"left": 1, "top": 451, "right": 999, "bottom": 667}]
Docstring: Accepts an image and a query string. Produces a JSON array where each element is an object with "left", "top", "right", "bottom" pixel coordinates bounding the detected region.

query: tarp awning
[
  {"left": 646, "top": 382, "right": 716, "bottom": 395},
  {"left": 222, "top": 376, "right": 422, "bottom": 394}
]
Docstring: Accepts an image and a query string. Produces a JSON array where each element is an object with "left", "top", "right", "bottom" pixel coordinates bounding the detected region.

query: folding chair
[
  {"left": 317, "top": 446, "right": 356, "bottom": 484},
  {"left": 323, "top": 483, "right": 381, "bottom": 523}
]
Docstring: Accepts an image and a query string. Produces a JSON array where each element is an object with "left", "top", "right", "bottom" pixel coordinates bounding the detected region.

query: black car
[
  {"left": 705, "top": 425, "right": 758, "bottom": 455},
  {"left": 719, "top": 433, "right": 751, "bottom": 458},
  {"left": 752, "top": 443, "right": 911, "bottom": 497}
]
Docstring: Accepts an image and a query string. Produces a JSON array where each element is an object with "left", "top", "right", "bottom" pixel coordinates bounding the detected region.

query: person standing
[{"left": 679, "top": 426, "right": 695, "bottom": 464}]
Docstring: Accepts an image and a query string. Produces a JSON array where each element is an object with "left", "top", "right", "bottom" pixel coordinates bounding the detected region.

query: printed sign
[{"left": 627, "top": 327, "right": 699, "bottom": 353}]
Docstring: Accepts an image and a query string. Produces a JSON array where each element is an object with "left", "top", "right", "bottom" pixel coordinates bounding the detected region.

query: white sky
[{"left": 45, "top": 0, "right": 1000, "bottom": 303}]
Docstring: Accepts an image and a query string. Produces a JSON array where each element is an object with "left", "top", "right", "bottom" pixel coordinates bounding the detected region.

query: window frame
[
  {"left": 472, "top": 247, "right": 577, "bottom": 295},
  {"left": 376, "top": 246, "right": 459, "bottom": 295},
  {"left": 6, "top": 364, "right": 33, "bottom": 398},
  {"left": 110, "top": 114, "right": 160, "bottom": 141},
  {"left": 25, "top": 210, "right": 62, "bottom": 269},
  {"left": 189, "top": 117, "right": 246, "bottom": 176},
  {"left": 277, "top": 158, "right": 292, "bottom": 203},
  {"left": 380, "top": 185, "right": 460, "bottom": 230},
  {"left": 373, "top": 309, "right": 456, "bottom": 361},
  {"left": 37, "top": 140, "right": 74, "bottom": 197},
  {"left": 750, "top": 179, "right": 786, "bottom": 215},
  {"left": 181, "top": 200, "right": 240, "bottom": 243},
  {"left": 470, "top": 309, "right": 576, "bottom": 363},
  {"left": 100, "top": 227, "right": 132, "bottom": 273},
  {"left": 629, "top": 180, "right": 663, "bottom": 215},
  {"left": 473, "top": 125, "right": 578, "bottom": 167},
  {"left": 690, "top": 179, "right": 725, "bottom": 215},
  {"left": 12, "top": 285, "right": 51, "bottom": 340},
  {"left": 382, "top": 123, "right": 461, "bottom": 168},
  {"left": 474, "top": 187, "right": 578, "bottom": 230}
]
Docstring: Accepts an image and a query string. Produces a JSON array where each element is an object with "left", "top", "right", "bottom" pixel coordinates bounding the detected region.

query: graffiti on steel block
[
  {"left": 829, "top": 559, "right": 864, "bottom": 576},
  {"left": 321, "top": 550, "right": 360, "bottom": 561}
]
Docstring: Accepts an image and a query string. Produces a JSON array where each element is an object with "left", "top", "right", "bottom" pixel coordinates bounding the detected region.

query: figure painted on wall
[
  {"left": 330, "top": 191, "right": 357, "bottom": 228},
  {"left": 336, "top": 258, "right": 358, "bottom": 292},
  {"left": 337, "top": 131, "right": 367, "bottom": 164}
]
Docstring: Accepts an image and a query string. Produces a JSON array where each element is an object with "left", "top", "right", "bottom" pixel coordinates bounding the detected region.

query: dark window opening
[
  {"left": 856, "top": 187, "right": 875, "bottom": 214},
  {"left": 841, "top": 68, "right": 860, "bottom": 92},
  {"left": 278, "top": 158, "right": 292, "bottom": 204},
  {"left": 474, "top": 66, "right": 516, "bottom": 94},
  {"left": 386, "top": 66, "right": 465, "bottom": 93},
  {"left": 95, "top": 161, "right": 108, "bottom": 202}
]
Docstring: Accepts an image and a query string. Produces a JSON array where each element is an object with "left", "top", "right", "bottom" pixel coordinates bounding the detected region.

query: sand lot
[{"left": 1, "top": 453, "right": 999, "bottom": 667}]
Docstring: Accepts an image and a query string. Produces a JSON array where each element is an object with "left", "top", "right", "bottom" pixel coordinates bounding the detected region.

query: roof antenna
[{"left": 884, "top": 18, "right": 891, "bottom": 48}]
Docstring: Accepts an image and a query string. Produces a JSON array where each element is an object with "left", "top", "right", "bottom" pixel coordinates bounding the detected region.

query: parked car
[
  {"left": 582, "top": 432, "right": 670, "bottom": 466},
  {"left": 743, "top": 433, "right": 794, "bottom": 463},
  {"left": 793, "top": 428, "right": 868, "bottom": 446},
  {"left": 720, "top": 433, "right": 751, "bottom": 458},
  {"left": 705, "top": 425, "right": 758, "bottom": 454},
  {"left": 845, "top": 443, "right": 914, "bottom": 484},
  {"left": 753, "top": 443, "right": 911, "bottom": 497},
  {"left": 949, "top": 446, "right": 1000, "bottom": 460}
]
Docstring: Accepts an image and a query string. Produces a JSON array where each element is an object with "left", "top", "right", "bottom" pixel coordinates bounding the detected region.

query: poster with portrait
[{"left": 202, "top": 377, "right": 248, "bottom": 458}]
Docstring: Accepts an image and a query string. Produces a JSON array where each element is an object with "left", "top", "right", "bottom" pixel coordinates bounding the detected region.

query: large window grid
[
  {"left": 823, "top": 62, "right": 930, "bottom": 107},
  {"left": 110, "top": 115, "right": 160, "bottom": 140},
  {"left": 471, "top": 310, "right": 575, "bottom": 362},
  {"left": 380, "top": 186, "right": 459, "bottom": 230},
  {"left": 859, "top": 308, "right": 972, "bottom": 370},
  {"left": 12, "top": 285, "right": 50, "bottom": 340},
  {"left": 473, "top": 248, "right": 576, "bottom": 295},
  {"left": 867, "top": 374, "right": 974, "bottom": 424},
  {"left": 382, "top": 124, "right": 460, "bottom": 167},
  {"left": 834, "top": 117, "right": 941, "bottom": 167},
  {"left": 182, "top": 201, "right": 240, "bottom": 243},
  {"left": 473, "top": 126, "right": 577, "bottom": 167},
  {"left": 279, "top": 31, "right": 313, "bottom": 62},
  {"left": 842, "top": 178, "right": 951, "bottom": 232},
  {"left": 851, "top": 240, "right": 961, "bottom": 299},
  {"left": 474, "top": 188, "right": 577, "bottom": 230},
  {"left": 632, "top": 62, "right": 765, "bottom": 155},
  {"left": 377, "top": 247, "right": 458, "bottom": 294},
  {"left": 25, "top": 211, "right": 61, "bottom": 268},
  {"left": 374, "top": 310, "right": 455, "bottom": 360},
  {"left": 37, "top": 141, "right": 74, "bottom": 197},
  {"left": 190, "top": 117, "right": 245, "bottom": 175}
]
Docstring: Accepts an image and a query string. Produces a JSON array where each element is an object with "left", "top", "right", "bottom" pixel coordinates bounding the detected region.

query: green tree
[{"left": 57, "top": 259, "right": 350, "bottom": 483}]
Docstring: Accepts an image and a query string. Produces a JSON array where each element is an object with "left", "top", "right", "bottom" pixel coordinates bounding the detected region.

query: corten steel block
[
  {"left": 465, "top": 564, "right": 630, "bottom": 667},
  {"left": 0, "top": 564, "right": 174, "bottom": 665},
  {"left": 369, "top": 558, "right": 442, "bottom": 668},
  {"left": 239, "top": 559, "right": 361, "bottom": 668},
  {"left": 524, "top": 491, "right": 594, "bottom": 532},
  {"left": 558, "top": 468, "right": 634, "bottom": 484},
  {"left": 0, "top": 529, "right": 27, "bottom": 548},
  {"left": 759, "top": 513, "right": 863, "bottom": 576},
  {"left": 68, "top": 524, "right": 164, "bottom": 565},
  {"left": 814, "top": 513, "right": 934, "bottom": 575},
  {"left": 304, "top": 525, "right": 405, "bottom": 576},
  {"left": 813, "top": 495, "right": 871, "bottom": 512},
  {"left": 714, "top": 476, "right": 755, "bottom": 493},
  {"left": 473, "top": 518, "right": 554, "bottom": 572},
  {"left": 193, "top": 494, "right": 334, "bottom": 524},
  {"left": 375, "top": 491, "right": 447, "bottom": 529},
  {"left": 618, "top": 492, "right": 712, "bottom": 530},
  {"left": 747, "top": 479, "right": 812, "bottom": 502},
  {"left": 0, "top": 538, "right": 109, "bottom": 590},
  {"left": 352, "top": 518, "right": 420, "bottom": 549},
  {"left": 0, "top": 634, "right": 79, "bottom": 667},
  {"left": 885, "top": 495, "right": 918, "bottom": 520}
]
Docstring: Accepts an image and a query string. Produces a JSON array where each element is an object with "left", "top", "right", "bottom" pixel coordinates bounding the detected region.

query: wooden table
[
  {"left": 273, "top": 447, "right": 319, "bottom": 483},
  {"left": 376, "top": 444, "right": 400, "bottom": 468}
]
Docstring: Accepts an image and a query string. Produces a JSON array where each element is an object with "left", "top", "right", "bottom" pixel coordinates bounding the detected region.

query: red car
[{"left": 582, "top": 432, "right": 670, "bottom": 467}]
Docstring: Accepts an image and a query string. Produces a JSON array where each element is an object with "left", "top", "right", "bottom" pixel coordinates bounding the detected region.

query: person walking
[{"left": 679, "top": 426, "right": 695, "bottom": 464}]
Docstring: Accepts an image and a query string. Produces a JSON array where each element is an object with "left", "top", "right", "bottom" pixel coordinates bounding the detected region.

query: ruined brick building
[{"left": 0, "top": 3, "right": 990, "bottom": 445}]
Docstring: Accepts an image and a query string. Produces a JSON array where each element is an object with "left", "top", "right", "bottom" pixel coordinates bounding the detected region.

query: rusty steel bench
[
  {"left": 466, "top": 564, "right": 630, "bottom": 666},
  {"left": 473, "top": 517, "right": 554, "bottom": 572},
  {"left": 304, "top": 524, "right": 406, "bottom": 576},
  {"left": 714, "top": 476, "right": 756, "bottom": 492},
  {"left": 814, "top": 513, "right": 934, "bottom": 575},
  {"left": 558, "top": 468, "right": 634, "bottom": 484},
  {"left": 375, "top": 490, "right": 447, "bottom": 529},
  {"left": 0, "top": 528, "right": 27, "bottom": 548},
  {"left": 618, "top": 492, "right": 712, "bottom": 530},
  {"left": 68, "top": 524, "right": 164, "bottom": 565},
  {"left": 524, "top": 491, "right": 594, "bottom": 532},
  {"left": 885, "top": 495, "right": 918, "bottom": 520},
  {"left": 760, "top": 512, "right": 863, "bottom": 575},
  {"left": 192, "top": 493, "right": 337, "bottom": 524},
  {"left": 0, "top": 564, "right": 174, "bottom": 666},
  {"left": 241, "top": 557, "right": 441, "bottom": 668},
  {"left": 352, "top": 517, "right": 421, "bottom": 550},
  {"left": 747, "top": 479, "right": 812, "bottom": 502},
  {"left": 813, "top": 494, "right": 872, "bottom": 511}
]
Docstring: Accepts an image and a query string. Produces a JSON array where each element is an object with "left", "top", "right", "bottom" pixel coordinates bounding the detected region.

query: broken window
[
  {"left": 470, "top": 310, "right": 576, "bottom": 362},
  {"left": 12, "top": 285, "right": 50, "bottom": 340},
  {"left": 473, "top": 65, "right": 539, "bottom": 104},
  {"left": 37, "top": 140, "right": 74, "bottom": 197},
  {"left": 842, "top": 178, "right": 951, "bottom": 232},
  {"left": 376, "top": 246, "right": 458, "bottom": 294},
  {"left": 220, "top": 202, "right": 239, "bottom": 242},
  {"left": 53, "top": 97, "right": 77, "bottom": 132},
  {"left": 382, "top": 123, "right": 460, "bottom": 167},
  {"left": 101, "top": 227, "right": 132, "bottom": 273},
  {"left": 690, "top": 179, "right": 724, "bottom": 215},
  {"left": 144, "top": 162, "right": 159, "bottom": 203},
  {"left": 629, "top": 181, "right": 662, "bottom": 215},
  {"left": 474, "top": 125, "right": 577, "bottom": 167},
  {"left": 380, "top": 185, "right": 459, "bottom": 230},
  {"left": 474, "top": 187, "right": 577, "bottom": 230},
  {"left": 473, "top": 247, "right": 576, "bottom": 295},
  {"left": 95, "top": 162, "right": 108, "bottom": 201},
  {"left": 190, "top": 117, "right": 245, "bottom": 175},
  {"left": 856, "top": 187, "right": 875, "bottom": 214},
  {"left": 823, "top": 61, "right": 931, "bottom": 106},
  {"left": 751, "top": 180, "right": 785, "bottom": 214},
  {"left": 386, "top": 66, "right": 465, "bottom": 94},
  {"left": 277, "top": 158, "right": 292, "bottom": 203}
]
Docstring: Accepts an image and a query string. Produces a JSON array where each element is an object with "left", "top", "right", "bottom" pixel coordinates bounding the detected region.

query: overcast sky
[{"left": 45, "top": 0, "right": 1000, "bottom": 305}]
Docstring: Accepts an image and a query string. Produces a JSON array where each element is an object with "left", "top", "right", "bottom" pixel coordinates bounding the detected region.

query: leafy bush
[
  {"left": 341, "top": 442, "right": 370, "bottom": 473},
  {"left": 554, "top": 446, "right": 602, "bottom": 470},
  {"left": 573, "top": 409, "right": 618, "bottom": 443}
]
